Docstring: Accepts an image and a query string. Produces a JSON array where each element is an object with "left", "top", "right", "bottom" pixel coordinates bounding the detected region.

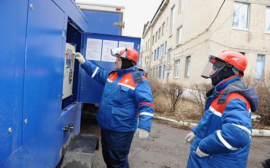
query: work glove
[
  {"left": 73, "top": 52, "right": 85, "bottom": 64},
  {"left": 185, "top": 132, "right": 195, "bottom": 145},
  {"left": 135, "top": 128, "right": 149, "bottom": 140},
  {"left": 196, "top": 147, "right": 209, "bottom": 157}
]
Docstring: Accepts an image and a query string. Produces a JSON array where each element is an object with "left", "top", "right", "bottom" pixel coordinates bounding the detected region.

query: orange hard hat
[
  {"left": 217, "top": 50, "right": 247, "bottom": 75},
  {"left": 111, "top": 47, "right": 139, "bottom": 64}
]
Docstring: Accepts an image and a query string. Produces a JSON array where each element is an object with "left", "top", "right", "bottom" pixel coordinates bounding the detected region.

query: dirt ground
[{"left": 80, "top": 117, "right": 270, "bottom": 168}]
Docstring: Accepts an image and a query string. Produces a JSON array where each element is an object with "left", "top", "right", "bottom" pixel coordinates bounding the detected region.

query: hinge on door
[
  {"left": 114, "top": 22, "right": 125, "bottom": 28},
  {"left": 62, "top": 31, "right": 65, "bottom": 38}
]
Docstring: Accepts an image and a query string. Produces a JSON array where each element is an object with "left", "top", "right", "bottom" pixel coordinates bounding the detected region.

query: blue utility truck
[{"left": 0, "top": 1, "right": 140, "bottom": 167}]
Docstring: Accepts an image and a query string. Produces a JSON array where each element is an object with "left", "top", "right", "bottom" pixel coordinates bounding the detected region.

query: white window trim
[
  {"left": 169, "top": 5, "right": 175, "bottom": 36},
  {"left": 233, "top": 2, "right": 249, "bottom": 30},
  {"left": 265, "top": 7, "right": 270, "bottom": 33},
  {"left": 185, "top": 56, "right": 190, "bottom": 78},
  {"left": 174, "top": 60, "right": 180, "bottom": 78},
  {"left": 177, "top": 26, "right": 183, "bottom": 45}
]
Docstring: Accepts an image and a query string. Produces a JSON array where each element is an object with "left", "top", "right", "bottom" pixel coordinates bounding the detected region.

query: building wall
[{"left": 142, "top": 0, "right": 270, "bottom": 86}]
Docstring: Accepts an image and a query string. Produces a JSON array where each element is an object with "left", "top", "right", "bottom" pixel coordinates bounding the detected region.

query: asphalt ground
[{"left": 80, "top": 117, "right": 270, "bottom": 168}]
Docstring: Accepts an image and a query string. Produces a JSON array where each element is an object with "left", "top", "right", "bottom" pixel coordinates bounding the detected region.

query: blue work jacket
[
  {"left": 81, "top": 60, "right": 154, "bottom": 132},
  {"left": 187, "top": 76, "right": 258, "bottom": 168}
]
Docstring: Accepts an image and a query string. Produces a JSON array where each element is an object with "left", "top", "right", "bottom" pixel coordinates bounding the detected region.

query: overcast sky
[{"left": 76, "top": 0, "right": 163, "bottom": 38}]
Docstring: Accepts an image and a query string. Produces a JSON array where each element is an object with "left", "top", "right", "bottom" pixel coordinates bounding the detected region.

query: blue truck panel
[
  {"left": 0, "top": 0, "right": 141, "bottom": 167},
  {"left": 0, "top": 0, "right": 28, "bottom": 162},
  {"left": 79, "top": 33, "right": 141, "bottom": 103},
  {"left": 0, "top": 0, "right": 86, "bottom": 167},
  {"left": 53, "top": 0, "right": 88, "bottom": 32},
  {"left": 22, "top": 0, "right": 65, "bottom": 143},
  {"left": 0, "top": 103, "right": 81, "bottom": 168},
  {"left": 82, "top": 10, "right": 122, "bottom": 35}
]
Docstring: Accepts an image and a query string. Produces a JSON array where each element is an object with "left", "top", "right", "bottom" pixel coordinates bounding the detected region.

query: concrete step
[{"left": 61, "top": 134, "right": 99, "bottom": 168}]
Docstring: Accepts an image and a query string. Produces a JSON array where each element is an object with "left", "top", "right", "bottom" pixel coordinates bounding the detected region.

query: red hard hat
[
  {"left": 217, "top": 50, "right": 247, "bottom": 75},
  {"left": 119, "top": 48, "right": 139, "bottom": 64}
]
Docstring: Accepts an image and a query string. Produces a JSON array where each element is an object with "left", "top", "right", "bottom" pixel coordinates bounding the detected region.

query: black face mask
[
  {"left": 211, "top": 67, "right": 236, "bottom": 86},
  {"left": 120, "top": 57, "right": 134, "bottom": 69}
]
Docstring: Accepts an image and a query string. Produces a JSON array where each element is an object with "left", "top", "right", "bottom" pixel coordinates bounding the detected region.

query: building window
[
  {"left": 159, "top": 27, "right": 161, "bottom": 39},
  {"left": 154, "top": 50, "right": 156, "bottom": 61},
  {"left": 177, "top": 26, "right": 183, "bottom": 45},
  {"left": 160, "top": 44, "right": 163, "bottom": 57},
  {"left": 179, "top": 0, "right": 183, "bottom": 12},
  {"left": 162, "top": 22, "right": 165, "bottom": 35},
  {"left": 169, "top": 5, "right": 175, "bottom": 36},
  {"left": 167, "top": 49, "right": 172, "bottom": 63},
  {"left": 174, "top": 60, "right": 180, "bottom": 78},
  {"left": 158, "top": 66, "right": 162, "bottom": 79},
  {"left": 145, "top": 41, "right": 148, "bottom": 51},
  {"left": 233, "top": 2, "right": 249, "bottom": 30},
  {"left": 163, "top": 65, "right": 166, "bottom": 79},
  {"left": 145, "top": 55, "right": 147, "bottom": 64},
  {"left": 266, "top": 7, "right": 270, "bottom": 32},
  {"left": 156, "top": 32, "right": 158, "bottom": 42},
  {"left": 166, "top": 17, "right": 169, "bottom": 31},
  {"left": 185, "top": 56, "right": 191, "bottom": 77},
  {"left": 255, "top": 54, "right": 265, "bottom": 79},
  {"left": 156, "top": 67, "right": 159, "bottom": 79},
  {"left": 157, "top": 47, "right": 160, "bottom": 60},
  {"left": 164, "top": 41, "right": 167, "bottom": 54}
]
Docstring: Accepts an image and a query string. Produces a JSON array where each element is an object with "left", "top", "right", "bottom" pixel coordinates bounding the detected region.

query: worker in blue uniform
[
  {"left": 185, "top": 50, "right": 259, "bottom": 168},
  {"left": 73, "top": 47, "right": 154, "bottom": 168}
]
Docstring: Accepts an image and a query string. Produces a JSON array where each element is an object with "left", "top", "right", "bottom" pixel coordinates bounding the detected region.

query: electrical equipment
[{"left": 62, "top": 43, "right": 76, "bottom": 99}]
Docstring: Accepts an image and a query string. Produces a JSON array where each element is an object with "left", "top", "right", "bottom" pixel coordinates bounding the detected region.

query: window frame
[
  {"left": 164, "top": 41, "right": 167, "bottom": 54},
  {"left": 233, "top": 2, "right": 249, "bottom": 30},
  {"left": 163, "top": 65, "right": 166, "bottom": 79},
  {"left": 167, "top": 48, "right": 172, "bottom": 64},
  {"left": 162, "top": 22, "right": 165, "bottom": 36},
  {"left": 174, "top": 59, "right": 180, "bottom": 78},
  {"left": 179, "top": 0, "right": 183, "bottom": 13},
  {"left": 266, "top": 7, "right": 270, "bottom": 33},
  {"left": 157, "top": 47, "right": 160, "bottom": 60},
  {"left": 185, "top": 56, "right": 191, "bottom": 78},
  {"left": 160, "top": 44, "right": 163, "bottom": 57},
  {"left": 169, "top": 5, "right": 175, "bottom": 36},
  {"left": 255, "top": 54, "right": 265, "bottom": 79},
  {"left": 177, "top": 26, "right": 183, "bottom": 45}
]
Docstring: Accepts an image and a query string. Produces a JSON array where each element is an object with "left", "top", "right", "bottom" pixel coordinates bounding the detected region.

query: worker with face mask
[
  {"left": 73, "top": 47, "right": 154, "bottom": 168},
  {"left": 185, "top": 50, "right": 259, "bottom": 168}
]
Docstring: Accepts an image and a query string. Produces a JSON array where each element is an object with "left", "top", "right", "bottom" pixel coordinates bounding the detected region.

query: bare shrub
[
  {"left": 148, "top": 79, "right": 163, "bottom": 98},
  {"left": 190, "top": 83, "right": 212, "bottom": 116},
  {"left": 162, "top": 82, "right": 184, "bottom": 113},
  {"left": 148, "top": 79, "right": 168, "bottom": 113},
  {"left": 153, "top": 95, "right": 171, "bottom": 114},
  {"left": 255, "top": 84, "right": 270, "bottom": 125},
  {"left": 243, "top": 73, "right": 270, "bottom": 126}
]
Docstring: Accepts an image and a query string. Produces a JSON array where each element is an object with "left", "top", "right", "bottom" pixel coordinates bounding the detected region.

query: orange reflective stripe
[{"left": 108, "top": 72, "right": 118, "bottom": 82}]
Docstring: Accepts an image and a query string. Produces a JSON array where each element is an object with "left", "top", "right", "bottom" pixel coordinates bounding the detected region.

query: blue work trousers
[{"left": 101, "top": 129, "right": 135, "bottom": 168}]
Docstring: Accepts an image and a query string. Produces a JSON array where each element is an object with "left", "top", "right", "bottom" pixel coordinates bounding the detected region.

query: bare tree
[
  {"left": 190, "top": 83, "right": 212, "bottom": 116},
  {"left": 162, "top": 82, "right": 184, "bottom": 113}
]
